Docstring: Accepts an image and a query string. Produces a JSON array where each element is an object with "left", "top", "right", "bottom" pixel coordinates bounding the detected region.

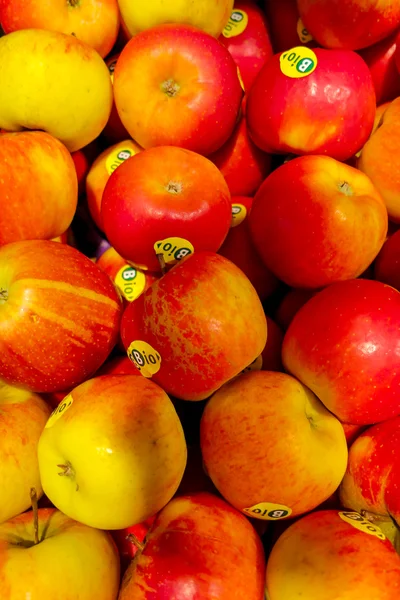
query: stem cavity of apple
[
  {"left": 338, "top": 181, "right": 354, "bottom": 196},
  {"left": 166, "top": 181, "right": 183, "bottom": 194},
  {"left": 0, "top": 288, "right": 8, "bottom": 304},
  {"left": 30, "top": 487, "right": 39, "bottom": 545},
  {"left": 161, "top": 79, "right": 180, "bottom": 98},
  {"left": 67, "top": 0, "right": 80, "bottom": 8},
  {"left": 57, "top": 461, "right": 79, "bottom": 491}
]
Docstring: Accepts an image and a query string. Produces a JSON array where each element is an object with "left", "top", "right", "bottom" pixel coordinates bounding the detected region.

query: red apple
[
  {"left": 102, "top": 146, "right": 232, "bottom": 272},
  {"left": 246, "top": 47, "right": 376, "bottom": 161},
  {"left": 374, "top": 228, "right": 400, "bottom": 290},
  {"left": 248, "top": 155, "right": 387, "bottom": 289},
  {"left": 0, "top": 240, "right": 122, "bottom": 393},
  {"left": 113, "top": 24, "right": 243, "bottom": 156},
  {"left": 218, "top": 0, "right": 273, "bottom": 92},
  {"left": 282, "top": 278, "right": 400, "bottom": 425},
  {"left": 209, "top": 117, "right": 271, "bottom": 196},
  {"left": 264, "top": 0, "right": 317, "bottom": 53},
  {"left": 297, "top": 0, "right": 400, "bottom": 50},
  {"left": 359, "top": 30, "right": 400, "bottom": 105},
  {"left": 95, "top": 355, "right": 141, "bottom": 377}
]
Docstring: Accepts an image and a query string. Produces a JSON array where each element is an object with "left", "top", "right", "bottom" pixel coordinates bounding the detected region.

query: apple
[
  {"left": 102, "top": 146, "right": 232, "bottom": 272},
  {"left": 121, "top": 251, "right": 267, "bottom": 401},
  {"left": 246, "top": 47, "right": 376, "bottom": 161},
  {"left": 0, "top": 0, "right": 120, "bottom": 58},
  {"left": 0, "top": 28, "right": 113, "bottom": 151},
  {"left": 0, "top": 505, "right": 120, "bottom": 599},
  {"left": 342, "top": 423, "right": 366, "bottom": 447},
  {"left": 200, "top": 370, "right": 348, "bottom": 521},
  {"left": 117, "top": 0, "right": 234, "bottom": 38},
  {"left": 297, "top": 0, "right": 400, "bottom": 50},
  {"left": 111, "top": 516, "right": 156, "bottom": 574},
  {"left": 0, "top": 239, "right": 122, "bottom": 393},
  {"left": 0, "top": 382, "right": 51, "bottom": 523},
  {"left": 218, "top": 0, "right": 273, "bottom": 92},
  {"left": 264, "top": 0, "right": 316, "bottom": 53},
  {"left": 86, "top": 139, "right": 143, "bottom": 232},
  {"left": 282, "top": 278, "right": 400, "bottom": 425},
  {"left": 113, "top": 24, "right": 243, "bottom": 156},
  {"left": 118, "top": 492, "right": 266, "bottom": 600},
  {"left": 0, "top": 130, "right": 78, "bottom": 246},
  {"left": 209, "top": 117, "right": 271, "bottom": 196},
  {"left": 374, "top": 228, "right": 400, "bottom": 290},
  {"left": 266, "top": 509, "right": 400, "bottom": 599},
  {"left": 359, "top": 31, "right": 400, "bottom": 105},
  {"left": 248, "top": 155, "right": 388, "bottom": 289},
  {"left": 102, "top": 53, "right": 131, "bottom": 144},
  {"left": 38, "top": 374, "right": 187, "bottom": 529},
  {"left": 94, "top": 354, "right": 141, "bottom": 377}
]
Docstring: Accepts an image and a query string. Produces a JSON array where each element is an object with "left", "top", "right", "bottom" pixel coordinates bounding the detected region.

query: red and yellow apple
[{"left": 359, "top": 31, "right": 400, "bottom": 105}]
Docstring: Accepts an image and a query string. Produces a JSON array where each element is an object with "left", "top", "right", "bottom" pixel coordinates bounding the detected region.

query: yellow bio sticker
[
  {"left": 231, "top": 203, "right": 247, "bottom": 227},
  {"left": 114, "top": 265, "right": 146, "bottom": 302},
  {"left": 243, "top": 502, "right": 292, "bottom": 520},
  {"left": 223, "top": 9, "right": 248, "bottom": 38},
  {"left": 297, "top": 18, "right": 314, "bottom": 44},
  {"left": 339, "top": 511, "right": 386, "bottom": 540},
  {"left": 280, "top": 46, "right": 317, "bottom": 79},
  {"left": 45, "top": 395, "right": 73, "bottom": 429},
  {"left": 154, "top": 237, "right": 194, "bottom": 266},
  {"left": 127, "top": 341, "right": 161, "bottom": 378},
  {"left": 108, "top": 58, "right": 117, "bottom": 83},
  {"left": 106, "top": 147, "right": 135, "bottom": 175}
]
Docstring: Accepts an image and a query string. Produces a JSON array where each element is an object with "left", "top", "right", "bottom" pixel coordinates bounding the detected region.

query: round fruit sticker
[
  {"left": 280, "top": 46, "right": 317, "bottom": 79},
  {"left": 45, "top": 395, "right": 73, "bottom": 429},
  {"left": 106, "top": 147, "right": 135, "bottom": 175},
  {"left": 339, "top": 511, "right": 386, "bottom": 540},
  {"left": 231, "top": 203, "right": 247, "bottom": 227},
  {"left": 154, "top": 237, "right": 194, "bottom": 266},
  {"left": 127, "top": 341, "right": 161, "bottom": 378},
  {"left": 222, "top": 9, "right": 248, "bottom": 38},
  {"left": 297, "top": 18, "right": 314, "bottom": 44},
  {"left": 243, "top": 502, "right": 292, "bottom": 520},
  {"left": 114, "top": 265, "right": 146, "bottom": 302}
]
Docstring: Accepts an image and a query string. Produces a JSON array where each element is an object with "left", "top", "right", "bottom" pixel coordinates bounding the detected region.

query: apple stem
[
  {"left": 126, "top": 533, "right": 145, "bottom": 553},
  {"left": 157, "top": 254, "right": 167, "bottom": 275},
  {"left": 0, "top": 288, "right": 8, "bottom": 303},
  {"left": 361, "top": 510, "right": 392, "bottom": 523},
  {"left": 30, "top": 488, "right": 39, "bottom": 545}
]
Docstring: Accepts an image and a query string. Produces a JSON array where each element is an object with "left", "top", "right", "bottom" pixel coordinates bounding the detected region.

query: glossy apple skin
[
  {"left": 0, "top": 508, "right": 120, "bottom": 600},
  {"left": 209, "top": 117, "right": 271, "bottom": 196},
  {"left": 248, "top": 155, "right": 388, "bottom": 289},
  {"left": 264, "top": 0, "right": 317, "bottom": 52},
  {"left": 218, "top": 0, "right": 273, "bottom": 91},
  {"left": 266, "top": 510, "right": 400, "bottom": 600},
  {"left": 0, "top": 240, "right": 122, "bottom": 393},
  {"left": 118, "top": 492, "right": 266, "bottom": 600},
  {"left": 0, "top": 0, "right": 119, "bottom": 58},
  {"left": 113, "top": 24, "right": 243, "bottom": 156},
  {"left": 374, "top": 229, "right": 400, "bottom": 290},
  {"left": 297, "top": 0, "right": 400, "bottom": 50},
  {"left": 340, "top": 417, "right": 400, "bottom": 526},
  {"left": 359, "top": 31, "right": 400, "bottom": 105},
  {"left": 0, "top": 131, "right": 77, "bottom": 245},
  {"left": 246, "top": 48, "right": 376, "bottom": 161},
  {"left": 102, "top": 146, "right": 232, "bottom": 272},
  {"left": 121, "top": 252, "right": 267, "bottom": 401},
  {"left": 282, "top": 279, "right": 400, "bottom": 425}
]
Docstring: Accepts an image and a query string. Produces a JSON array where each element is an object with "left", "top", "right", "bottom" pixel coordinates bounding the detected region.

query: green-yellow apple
[
  {"left": 0, "top": 505, "right": 120, "bottom": 599},
  {"left": 0, "top": 130, "right": 78, "bottom": 246},
  {"left": 200, "top": 370, "right": 348, "bottom": 520},
  {"left": 0, "top": 382, "right": 51, "bottom": 524},
  {"left": 0, "top": 28, "right": 113, "bottom": 151},
  {"left": 37, "top": 374, "right": 187, "bottom": 529}
]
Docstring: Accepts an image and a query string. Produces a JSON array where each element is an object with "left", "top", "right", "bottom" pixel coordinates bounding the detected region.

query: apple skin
[
  {"left": 200, "top": 370, "right": 348, "bottom": 520},
  {"left": 113, "top": 24, "right": 243, "bottom": 156},
  {"left": 218, "top": 0, "right": 273, "bottom": 92},
  {"left": 102, "top": 146, "right": 232, "bottom": 272},
  {"left": 282, "top": 279, "right": 400, "bottom": 425},
  {"left": 0, "top": 28, "right": 113, "bottom": 151},
  {"left": 297, "top": 0, "right": 400, "bottom": 51},
  {"left": 0, "top": 240, "right": 122, "bottom": 393},
  {"left": 0, "top": 382, "right": 51, "bottom": 524},
  {"left": 208, "top": 117, "right": 271, "bottom": 196},
  {"left": 110, "top": 516, "right": 156, "bottom": 574},
  {"left": 38, "top": 374, "right": 187, "bottom": 530},
  {"left": 264, "top": 0, "right": 317, "bottom": 52},
  {"left": 118, "top": 492, "right": 266, "bottom": 600},
  {"left": 374, "top": 228, "right": 400, "bottom": 290},
  {"left": 246, "top": 47, "right": 376, "bottom": 161},
  {"left": 266, "top": 509, "right": 400, "bottom": 600},
  {"left": 359, "top": 31, "right": 400, "bottom": 105},
  {"left": 0, "top": 507, "right": 120, "bottom": 599},
  {"left": 0, "top": 131, "right": 78, "bottom": 245},
  {"left": 248, "top": 155, "right": 388, "bottom": 289},
  {"left": 121, "top": 251, "right": 267, "bottom": 401},
  {"left": 0, "top": 0, "right": 120, "bottom": 58}
]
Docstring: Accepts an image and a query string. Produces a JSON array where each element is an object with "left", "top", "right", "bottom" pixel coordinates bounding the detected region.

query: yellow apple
[
  {"left": 37, "top": 375, "right": 187, "bottom": 529},
  {"left": 0, "top": 382, "right": 51, "bottom": 524},
  {"left": 0, "top": 28, "right": 113, "bottom": 151},
  {"left": 117, "top": 0, "right": 234, "bottom": 38},
  {"left": 0, "top": 506, "right": 120, "bottom": 599}
]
